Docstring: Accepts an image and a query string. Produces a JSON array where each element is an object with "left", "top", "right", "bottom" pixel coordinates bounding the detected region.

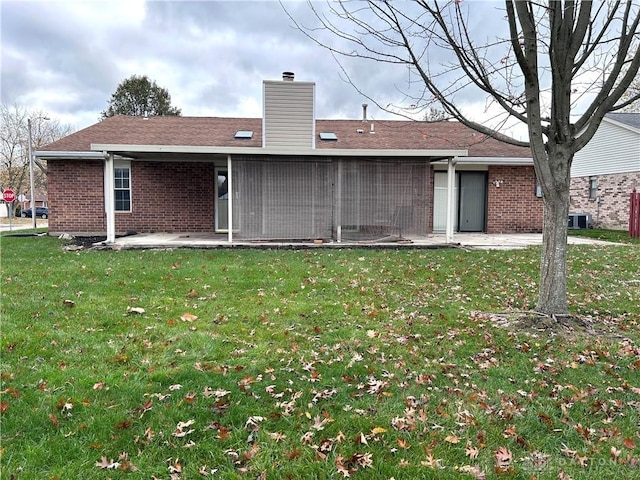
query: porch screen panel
[
  {"left": 232, "top": 158, "right": 333, "bottom": 240},
  {"left": 339, "top": 159, "right": 428, "bottom": 240}
]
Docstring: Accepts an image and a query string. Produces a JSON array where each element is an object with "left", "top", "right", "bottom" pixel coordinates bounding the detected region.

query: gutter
[
  {"left": 34, "top": 151, "right": 109, "bottom": 160},
  {"left": 90, "top": 143, "right": 468, "bottom": 159}
]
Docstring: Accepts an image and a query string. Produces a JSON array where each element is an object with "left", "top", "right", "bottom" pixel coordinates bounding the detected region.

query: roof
[
  {"left": 605, "top": 112, "right": 640, "bottom": 132},
  {"left": 41, "top": 115, "right": 531, "bottom": 158}
]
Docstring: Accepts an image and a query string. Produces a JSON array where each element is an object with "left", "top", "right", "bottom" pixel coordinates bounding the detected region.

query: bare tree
[
  {"left": 618, "top": 74, "right": 640, "bottom": 112},
  {"left": 287, "top": 0, "right": 640, "bottom": 317},
  {"left": 1, "top": 104, "right": 72, "bottom": 214}
]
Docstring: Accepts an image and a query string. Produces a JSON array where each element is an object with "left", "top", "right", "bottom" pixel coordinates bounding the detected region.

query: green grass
[
  {"left": 1, "top": 236, "right": 639, "bottom": 479},
  {"left": 568, "top": 228, "right": 640, "bottom": 245}
]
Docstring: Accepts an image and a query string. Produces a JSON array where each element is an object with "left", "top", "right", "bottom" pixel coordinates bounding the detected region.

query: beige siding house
[{"left": 570, "top": 113, "right": 640, "bottom": 229}]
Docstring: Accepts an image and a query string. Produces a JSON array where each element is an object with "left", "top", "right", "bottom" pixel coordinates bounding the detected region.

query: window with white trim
[
  {"left": 114, "top": 164, "right": 131, "bottom": 212},
  {"left": 589, "top": 177, "right": 597, "bottom": 200}
]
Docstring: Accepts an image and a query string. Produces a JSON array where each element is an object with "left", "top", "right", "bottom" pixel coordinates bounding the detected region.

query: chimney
[
  {"left": 362, "top": 103, "right": 368, "bottom": 122},
  {"left": 263, "top": 74, "right": 315, "bottom": 149}
]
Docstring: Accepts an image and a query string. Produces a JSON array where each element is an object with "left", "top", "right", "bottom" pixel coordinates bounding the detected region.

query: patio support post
[
  {"left": 227, "top": 154, "right": 233, "bottom": 243},
  {"left": 336, "top": 159, "right": 343, "bottom": 242},
  {"left": 104, "top": 153, "right": 116, "bottom": 243},
  {"left": 446, "top": 157, "right": 457, "bottom": 243}
]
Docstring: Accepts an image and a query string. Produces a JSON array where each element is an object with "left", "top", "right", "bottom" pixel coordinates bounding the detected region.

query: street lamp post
[
  {"left": 27, "top": 118, "right": 36, "bottom": 229},
  {"left": 27, "top": 116, "right": 49, "bottom": 229}
]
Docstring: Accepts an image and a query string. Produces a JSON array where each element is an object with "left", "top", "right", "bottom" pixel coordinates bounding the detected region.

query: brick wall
[
  {"left": 570, "top": 172, "right": 640, "bottom": 230},
  {"left": 48, "top": 160, "right": 216, "bottom": 235},
  {"left": 116, "top": 162, "right": 215, "bottom": 233},
  {"left": 48, "top": 160, "right": 106, "bottom": 235},
  {"left": 486, "top": 166, "right": 543, "bottom": 233}
]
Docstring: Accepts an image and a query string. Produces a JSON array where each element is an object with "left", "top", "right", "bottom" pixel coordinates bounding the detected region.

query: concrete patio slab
[{"left": 104, "top": 232, "right": 620, "bottom": 251}]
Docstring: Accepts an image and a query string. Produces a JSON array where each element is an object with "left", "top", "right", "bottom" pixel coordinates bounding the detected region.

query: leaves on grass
[{"left": 3, "top": 247, "right": 639, "bottom": 477}]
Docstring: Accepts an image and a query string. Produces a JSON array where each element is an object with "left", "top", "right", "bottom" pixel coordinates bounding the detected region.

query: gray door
[{"left": 459, "top": 172, "right": 486, "bottom": 232}]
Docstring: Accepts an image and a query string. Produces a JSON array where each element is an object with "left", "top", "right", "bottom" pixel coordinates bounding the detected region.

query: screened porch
[{"left": 228, "top": 156, "right": 430, "bottom": 242}]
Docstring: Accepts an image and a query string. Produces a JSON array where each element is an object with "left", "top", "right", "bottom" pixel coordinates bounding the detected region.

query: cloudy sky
[{"left": 3, "top": 1, "right": 533, "bottom": 137}]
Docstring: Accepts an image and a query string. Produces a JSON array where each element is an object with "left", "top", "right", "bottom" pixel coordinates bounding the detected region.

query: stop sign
[{"left": 2, "top": 189, "right": 16, "bottom": 203}]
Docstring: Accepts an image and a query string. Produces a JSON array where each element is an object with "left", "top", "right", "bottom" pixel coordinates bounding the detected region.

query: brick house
[
  {"left": 570, "top": 113, "right": 640, "bottom": 230},
  {"left": 38, "top": 73, "right": 542, "bottom": 243}
]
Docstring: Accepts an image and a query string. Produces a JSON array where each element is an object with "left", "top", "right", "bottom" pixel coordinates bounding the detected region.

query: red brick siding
[
  {"left": 486, "top": 166, "right": 543, "bottom": 233},
  {"left": 117, "top": 162, "right": 215, "bottom": 233},
  {"left": 48, "top": 160, "right": 106, "bottom": 234},
  {"left": 48, "top": 160, "right": 216, "bottom": 235}
]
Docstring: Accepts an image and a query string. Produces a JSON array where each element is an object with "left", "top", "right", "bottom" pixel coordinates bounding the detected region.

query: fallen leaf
[
  {"left": 126, "top": 306, "right": 145, "bottom": 315},
  {"left": 397, "top": 437, "right": 411, "bottom": 449},
  {"left": 181, "top": 313, "right": 198, "bottom": 322},
  {"left": 494, "top": 446, "right": 512, "bottom": 471},
  {"left": 465, "top": 441, "right": 479, "bottom": 459},
  {"left": 445, "top": 434, "right": 460, "bottom": 444},
  {"left": 459, "top": 465, "right": 486, "bottom": 479},
  {"left": 95, "top": 456, "right": 120, "bottom": 469}
]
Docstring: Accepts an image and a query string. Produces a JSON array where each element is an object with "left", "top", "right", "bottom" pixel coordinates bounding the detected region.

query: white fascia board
[
  {"left": 603, "top": 116, "right": 640, "bottom": 135},
  {"left": 91, "top": 143, "right": 468, "bottom": 158},
  {"left": 432, "top": 156, "right": 533, "bottom": 166},
  {"left": 34, "top": 150, "right": 107, "bottom": 160}
]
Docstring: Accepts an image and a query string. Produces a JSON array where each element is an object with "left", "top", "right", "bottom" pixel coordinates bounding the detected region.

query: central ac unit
[{"left": 568, "top": 213, "right": 591, "bottom": 229}]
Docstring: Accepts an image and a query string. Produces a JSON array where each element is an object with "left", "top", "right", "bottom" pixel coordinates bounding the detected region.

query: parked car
[{"left": 21, "top": 207, "right": 48, "bottom": 219}]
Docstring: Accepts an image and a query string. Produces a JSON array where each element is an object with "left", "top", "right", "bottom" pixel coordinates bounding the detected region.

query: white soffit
[
  {"left": 432, "top": 156, "right": 533, "bottom": 166},
  {"left": 91, "top": 143, "right": 468, "bottom": 158}
]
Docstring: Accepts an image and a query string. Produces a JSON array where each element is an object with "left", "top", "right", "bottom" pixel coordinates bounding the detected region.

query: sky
[{"left": 2, "top": 0, "right": 540, "bottom": 138}]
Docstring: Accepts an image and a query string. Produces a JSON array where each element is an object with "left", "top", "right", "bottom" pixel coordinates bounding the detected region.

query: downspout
[
  {"left": 104, "top": 153, "right": 116, "bottom": 243},
  {"left": 446, "top": 157, "right": 457, "bottom": 243},
  {"left": 227, "top": 154, "right": 233, "bottom": 243}
]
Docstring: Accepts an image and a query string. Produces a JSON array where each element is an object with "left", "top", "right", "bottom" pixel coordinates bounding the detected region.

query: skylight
[
  {"left": 319, "top": 132, "right": 337, "bottom": 141},
  {"left": 235, "top": 130, "right": 253, "bottom": 139}
]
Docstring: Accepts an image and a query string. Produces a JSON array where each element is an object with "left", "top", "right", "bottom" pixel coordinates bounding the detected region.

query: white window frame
[
  {"left": 114, "top": 160, "right": 132, "bottom": 212},
  {"left": 589, "top": 176, "right": 598, "bottom": 200}
]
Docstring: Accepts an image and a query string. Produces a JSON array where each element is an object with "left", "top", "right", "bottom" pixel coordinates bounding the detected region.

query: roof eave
[
  {"left": 90, "top": 143, "right": 468, "bottom": 159},
  {"left": 432, "top": 156, "right": 533, "bottom": 166},
  {"left": 35, "top": 150, "right": 108, "bottom": 160}
]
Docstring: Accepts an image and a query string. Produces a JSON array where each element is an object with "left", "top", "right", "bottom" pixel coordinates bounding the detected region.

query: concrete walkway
[{"left": 105, "top": 232, "right": 620, "bottom": 250}]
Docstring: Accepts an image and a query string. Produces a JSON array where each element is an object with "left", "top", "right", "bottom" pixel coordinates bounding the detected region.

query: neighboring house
[
  {"left": 570, "top": 113, "right": 640, "bottom": 230},
  {"left": 22, "top": 190, "right": 48, "bottom": 210},
  {"left": 38, "top": 73, "right": 541, "bottom": 242}
]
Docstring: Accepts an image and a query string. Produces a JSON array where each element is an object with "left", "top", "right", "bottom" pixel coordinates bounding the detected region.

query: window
[
  {"left": 235, "top": 130, "right": 253, "bottom": 139},
  {"left": 589, "top": 177, "right": 597, "bottom": 200},
  {"left": 319, "top": 132, "right": 338, "bottom": 141},
  {"left": 114, "top": 165, "right": 131, "bottom": 212},
  {"left": 534, "top": 175, "right": 543, "bottom": 197}
]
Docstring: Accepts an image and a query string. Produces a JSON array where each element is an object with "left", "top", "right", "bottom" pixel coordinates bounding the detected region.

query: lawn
[{"left": 1, "top": 235, "right": 639, "bottom": 479}]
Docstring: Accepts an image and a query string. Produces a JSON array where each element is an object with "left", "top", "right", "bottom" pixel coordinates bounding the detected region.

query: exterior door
[
  {"left": 433, "top": 171, "right": 459, "bottom": 232},
  {"left": 458, "top": 172, "right": 486, "bottom": 232},
  {"left": 215, "top": 169, "right": 229, "bottom": 231}
]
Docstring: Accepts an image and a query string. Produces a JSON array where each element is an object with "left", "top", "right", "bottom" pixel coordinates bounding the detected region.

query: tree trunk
[{"left": 536, "top": 151, "right": 572, "bottom": 316}]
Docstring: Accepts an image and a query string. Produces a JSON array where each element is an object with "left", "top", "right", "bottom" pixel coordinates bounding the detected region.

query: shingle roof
[
  {"left": 41, "top": 115, "right": 531, "bottom": 158},
  {"left": 606, "top": 112, "right": 640, "bottom": 131}
]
